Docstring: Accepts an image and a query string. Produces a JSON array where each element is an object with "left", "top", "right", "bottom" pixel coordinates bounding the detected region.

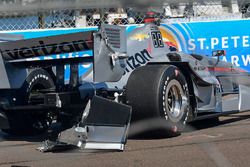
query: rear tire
[
  {"left": 2, "top": 69, "right": 55, "bottom": 136},
  {"left": 126, "top": 65, "right": 190, "bottom": 134}
]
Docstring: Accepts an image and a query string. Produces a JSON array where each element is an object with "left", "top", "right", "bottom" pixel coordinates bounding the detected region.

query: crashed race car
[{"left": 0, "top": 18, "right": 250, "bottom": 151}]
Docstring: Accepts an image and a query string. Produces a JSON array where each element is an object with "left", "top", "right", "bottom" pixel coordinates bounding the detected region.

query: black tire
[
  {"left": 126, "top": 64, "right": 190, "bottom": 134},
  {"left": 2, "top": 69, "right": 55, "bottom": 136},
  {"left": 22, "top": 68, "right": 55, "bottom": 103}
]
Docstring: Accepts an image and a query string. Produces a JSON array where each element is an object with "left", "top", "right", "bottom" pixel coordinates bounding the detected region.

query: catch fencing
[{"left": 0, "top": 0, "right": 248, "bottom": 31}]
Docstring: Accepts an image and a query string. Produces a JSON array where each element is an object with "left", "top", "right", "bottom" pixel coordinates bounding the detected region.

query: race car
[{"left": 0, "top": 18, "right": 249, "bottom": 151}]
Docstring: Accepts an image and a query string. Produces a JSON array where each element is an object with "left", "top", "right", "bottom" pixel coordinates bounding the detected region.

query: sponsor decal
[
  {"left": 3, "top": 40, "right": 89, "bottom": 60},
  {"left": 124, "top": 49, "right": 152, "bottom": 75},
  {"left": 130, "top": 33, "right": 150, "bottom": 41}
]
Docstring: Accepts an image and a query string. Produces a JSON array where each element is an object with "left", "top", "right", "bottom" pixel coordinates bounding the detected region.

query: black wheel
[
  {"left": 126, "top": 65, "right": 190, "bottom": 133},
  {"left": 2, "top": 69, "right": 55, "bottom": 135}
]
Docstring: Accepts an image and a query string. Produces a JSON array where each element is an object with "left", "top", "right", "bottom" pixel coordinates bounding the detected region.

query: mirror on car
[{"left": 212, "top": 50, "right": 226, "bottom": 57}]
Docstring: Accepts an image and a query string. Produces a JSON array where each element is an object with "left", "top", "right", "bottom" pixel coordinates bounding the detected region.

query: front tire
[{"left": 126, "top": 65, "right": 190, "bottom": 134}]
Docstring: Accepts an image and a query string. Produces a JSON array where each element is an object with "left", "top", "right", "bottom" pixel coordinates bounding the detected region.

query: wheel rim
[
  {"left": 28, "top": 84, "right": 53, "bottom": 132},
  {"left": 31, "top": 114, "right": 52, "bottom": 132},
  {"left": 164, "top": 79, "right": 188, "bottom": 123}
]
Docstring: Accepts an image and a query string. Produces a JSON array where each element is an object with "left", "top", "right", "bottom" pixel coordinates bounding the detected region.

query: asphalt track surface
[{"left": 0, "top": 112, "right": 250, "bottom": 167}]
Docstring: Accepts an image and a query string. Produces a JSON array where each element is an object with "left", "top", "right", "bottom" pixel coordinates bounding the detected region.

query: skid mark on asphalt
[
  {"left": 200, "top": 142, "right": 233, "bottom": 167},
  {"left": 0, "top": 143, "right": 36, "bottom": 148},
  {"left": 0, "top": 160, "right": 36, "bottom": 166},
  {"left": 0, "top": 151, "right": 104, "bottom": 166},
  {"left": 126, "top": 137, "right": 250, "bottom": 153},
  {"left": 183, "top": 133, "right": 224, "bottom": 140}
]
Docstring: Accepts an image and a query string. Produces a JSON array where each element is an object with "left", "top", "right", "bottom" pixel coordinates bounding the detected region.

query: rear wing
[
  {"left": 0, "top": 32, "right": 93, "bottom": 66},
  {"left": 0, "top": 24, "right": 128, "bottom": 84}
]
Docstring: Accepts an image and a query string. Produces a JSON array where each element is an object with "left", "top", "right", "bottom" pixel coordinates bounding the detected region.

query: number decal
[
  {"left": 151, "top": 31, "right": 164, "bottom": 48},
  {"left": 152, "top": 33, "right": 158, "bottom": 48}
]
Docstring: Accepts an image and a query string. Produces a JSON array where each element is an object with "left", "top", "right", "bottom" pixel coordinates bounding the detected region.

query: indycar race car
[{"left": 0, "top": 19, "right": 250, "bottom": 151}]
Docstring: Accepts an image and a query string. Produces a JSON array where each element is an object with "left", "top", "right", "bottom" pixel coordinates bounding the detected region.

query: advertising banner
[{"left": 159, "top": 20, "right": 250, "bottom": 72}]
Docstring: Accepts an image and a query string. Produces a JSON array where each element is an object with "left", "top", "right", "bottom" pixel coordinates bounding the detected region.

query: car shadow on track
[
  {"left": 188, "top": 113, "right": 250, "bottom": 132},
  {"left": 129, "top": 113, "right": 250, "bottom": 140},
  {"left": 0, "top": 123, "right": 63, "bottom": 143},
  {"left": 1, "top": 113, "right": 250, "bottom": 143}
]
